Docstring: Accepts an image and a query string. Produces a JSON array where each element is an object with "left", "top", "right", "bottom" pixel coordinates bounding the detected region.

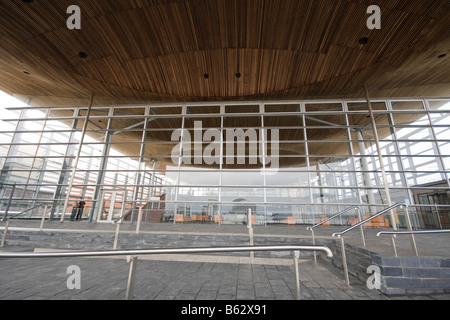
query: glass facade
[{"left": 0, "top": 98, "right": 449, "bottom": 229}]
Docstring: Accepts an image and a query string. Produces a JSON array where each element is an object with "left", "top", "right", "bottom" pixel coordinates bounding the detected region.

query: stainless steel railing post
[
  {"left": 356, "top": 208, "right": 366, "bottom": 247},
  {"left": 403, "top": 206, "right": 418, "bottom": 256},
  {"left": 311, "top": 229, "right": 317, "bottom": 263},
  {"left": 307, "top": 205, "right": 360, "bottom": 264},
  {"left": 113, "top": 221, "right": 121, "bottom": 250},
  {"left": 136, "top": 207, "right": 143, "bottom": 235},
  {"left": 293, "top": 251, "right": 301, "bottom": 300},
  {"left": 39, "top": 206, "right": 48, "bottom": 231},
  {"left": 1, "top": 220, "right": 10, "bottom": 248},
  {"left": 126, "top": 255, "right": 138, "bottom": 300},
  {"left": 339, "top": 236, "right": 350, "bottom": 286}
]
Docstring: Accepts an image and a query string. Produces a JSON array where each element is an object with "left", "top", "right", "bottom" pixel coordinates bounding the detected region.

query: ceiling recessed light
[
  {"left": 236, "top": 72, "right": 241, "bottom": 79},
  {"left": 359, "top": 37, "right": 369, "bottom": 45},
  {"left": 78, "top": 52, "right": 88, "bottom": 59},
  {"left": 438, "top": 54, "right": 446, "bottom": 58}
]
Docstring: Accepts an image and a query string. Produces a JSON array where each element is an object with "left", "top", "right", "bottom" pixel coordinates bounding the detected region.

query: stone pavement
[
  {"left": 0, "top": 248, "right": 449, "bottom": 301},
  {"left": 1, "top": 220, "right": 450, "bottom": 301}
]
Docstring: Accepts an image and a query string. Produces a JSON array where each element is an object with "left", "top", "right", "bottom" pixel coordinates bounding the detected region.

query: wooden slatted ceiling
[{"left": 0, "top": 0, "right": 449, "bottom": 106}]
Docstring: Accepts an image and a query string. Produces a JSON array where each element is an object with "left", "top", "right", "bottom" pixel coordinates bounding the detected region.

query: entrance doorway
[{"left": 97, "top": 190, "right": 126, "bottom": 222}]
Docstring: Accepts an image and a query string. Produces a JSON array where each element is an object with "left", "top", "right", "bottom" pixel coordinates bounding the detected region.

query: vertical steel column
[
  {"left": 132, "top": 108, "right": 150, "bottom": 222},
  {"left": 259, "top": 103, "right": 268, "bottom": 226},
  {"left": 89, "top": 107, "right": 113, "bottom": 222},
  {"left": 2, "top": 184, "right": 15, "bottom": 220},
  {"left": 356, "top": 130, "right": 377, "bottom": 214},
  {"left": 218, "top": 104, "right": 225, "bottom": 225},
  {"left": 364, "top": 86, "right": 398, "bottom": 231},
  {"left": 173, "top": 106, "right": 187, "bottom": 224},
  {"left": 248, "top": 208, "right": 254, "bottom": 259},
  {"left": 50, "top": 110, "right": 78, "bottom": 220},
  {"left": 61, "top": 94, "right": 95, "bottom": 222}
]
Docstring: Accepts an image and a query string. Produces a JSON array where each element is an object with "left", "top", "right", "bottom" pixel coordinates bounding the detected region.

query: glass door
[{"left": 97, "top": 190, "right": 125, "bottom": 222}]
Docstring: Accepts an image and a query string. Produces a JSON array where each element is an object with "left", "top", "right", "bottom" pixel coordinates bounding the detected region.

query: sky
[{"left": 0, "top": 91, "right": 27, "bottom": 108}]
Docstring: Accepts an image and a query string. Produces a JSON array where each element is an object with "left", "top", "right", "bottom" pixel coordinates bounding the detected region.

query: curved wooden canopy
[{"left": 0, "top": 0, "right": 449, "bottom": 106}]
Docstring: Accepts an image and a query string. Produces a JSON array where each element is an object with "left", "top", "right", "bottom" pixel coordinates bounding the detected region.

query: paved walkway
[
  {"left": 1, "top": 220, "right": 449, "bottom": 301},
  {"left": 3, "top": 219, "right": 450, "bottom": 257}
]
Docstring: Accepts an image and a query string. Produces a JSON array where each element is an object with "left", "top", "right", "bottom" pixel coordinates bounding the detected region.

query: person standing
[{"left": 75, "top": 201, "right": 86, "bottom": 221}]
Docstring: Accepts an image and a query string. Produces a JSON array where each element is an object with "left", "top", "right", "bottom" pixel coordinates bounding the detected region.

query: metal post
[
  {"left": 126, "top": 255, "right": 138, "bottom": 300},
  {"left": 61, "top": 94, "right": 95, "bottom": 222},
  {"left": 403, "top": 206, "right": 419, "bottom": 256},
  {"left": 391, "top": 236, "right": 398, "bottom": 257},
  {"left": 364, "top": 86, "right": 399, "bottom": 257},
  {"left": 248, "top": 208, "right": 254, "bottom": 259},
  {"left": 1, "top": 220, "right": 10, "bottom": 248},
  {"left": 293, "top": 250, "right": 301, "bottom": 300},
  {"left": 3, "top": 184, "right": 15, "bottom": 220},
  {"left": 136, "top": 207, "right": 143, "bottom": 234},
  {"left": 311, "top": 229, "right": 317, "bottom": 263},
  {"left": 339, "top": 236, "right": 350, "bottom": 285},
  {"left": 364, "top": 86, "right": 397, "bottom": 231},
  {"left": 356, "top": 208, "right": 366, "bottom": 247},
  {"left": 113, "top": 222, "right": 121, "bottom": 250},
  {"left": 39, "top": 206, "right": 48, "bottom": 231}
]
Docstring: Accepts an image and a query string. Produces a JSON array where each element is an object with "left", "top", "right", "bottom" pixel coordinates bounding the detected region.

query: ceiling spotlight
[
  {"left": 236, "top": 72, "right": 241, "bottom": 79},
  {"left": 358, "top": 37, "right": 369, "bottom": 45},
  {"left": 78, "top": 52, "right": 88, "bottom": 59}
]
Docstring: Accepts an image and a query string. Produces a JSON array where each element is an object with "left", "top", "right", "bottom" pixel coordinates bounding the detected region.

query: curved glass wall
[{"left": 0, "top": 97, "right": 449, "bottom": 229}]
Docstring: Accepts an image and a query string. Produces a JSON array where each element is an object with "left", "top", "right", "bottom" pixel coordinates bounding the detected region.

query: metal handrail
[
  {"left": 1, "top": 203, "right": 48, "bottom": 222},
  {"left": 307, "top": 205, "right": 360, "bottom": 231},
  {"left": 377, "top": 229, "right": 450, "bottom": 236},
  {"left": 330, "top": 203, "right": 408, "bottom": 285},
  {"left": 0, "top": 244, "right": 333, "bottom": 259},
  {"left": 1, "top": 203, "right": 52, "bottom": 248},
  {"left": 307, "top": 205, "right": 362, "bottom": 264},
  {"left": 332, "top": 203, "right": 405, "bottom": 238},
  {"left": 0, "top": 244, "right": 333, "bottom": 300}
]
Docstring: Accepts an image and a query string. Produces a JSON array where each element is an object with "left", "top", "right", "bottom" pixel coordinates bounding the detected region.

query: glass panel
[
  {"left": 347, "top": 101, "right": 386, "bottom": 111},
  {"left": 264, "top": 104, "right": 300, "bottom": 113},
  {"left": 222, "top": 170, "right": 264, "bottom": 186},
  {"left": 305, "top": 103, "right": 342, "bottom": 112},
  {"left": 428, "top": 100, "right": 450, "bottom": 111},
  {"left": 304, "top": 114, "right": 346, "bottom": 126},
  {"left": 186, "top": 105, "right": 221, "bottom": 114},
  {"left": 391, "top": 101, "right": 425, "bottom": 110},
  {"left": 150, "top": 106, "right": 182, "bottom": 115},
  {"left": 225, "top": 104, "right": 259, "bottom": 114}
]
